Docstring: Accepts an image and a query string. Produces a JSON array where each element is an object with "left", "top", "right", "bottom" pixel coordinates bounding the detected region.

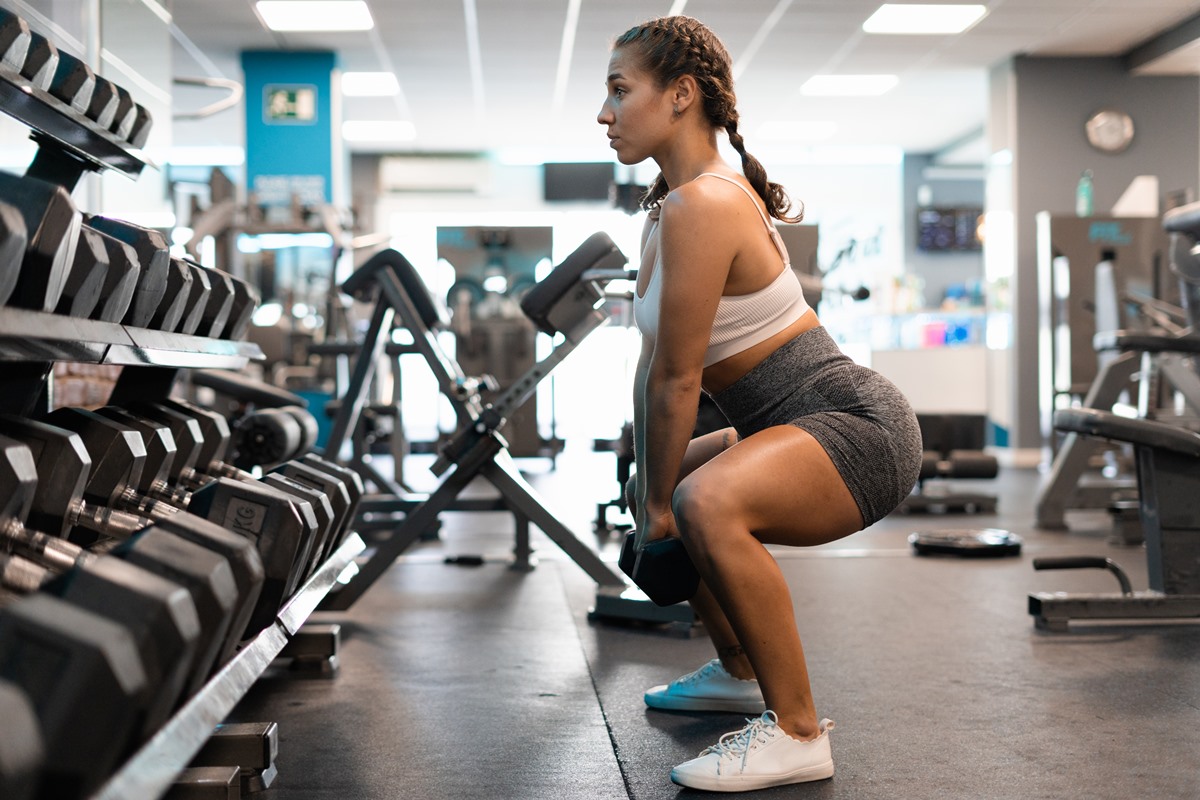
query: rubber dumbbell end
[{"left": 621, "top": 530, "right": 700, "bottom": 607}]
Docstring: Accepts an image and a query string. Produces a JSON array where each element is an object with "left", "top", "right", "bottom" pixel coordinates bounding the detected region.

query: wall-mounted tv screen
[
  {"left": 543, "top": 162, "right": 615, "bottom": 202},
  {"left": 916, "top": 207, "right": 983, "bottom": 252}
]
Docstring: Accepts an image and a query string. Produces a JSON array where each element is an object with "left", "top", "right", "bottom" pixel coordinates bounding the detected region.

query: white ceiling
[{"left": 168, "top": 0, "right": 1200, "bottom": 164}]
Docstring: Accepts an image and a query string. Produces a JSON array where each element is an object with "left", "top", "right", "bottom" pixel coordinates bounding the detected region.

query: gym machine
[
  {"left": 314, "top": 236, "right": 693, "bottom": 624},
  {"left": 1033, "top": 213, "right": 1185, "bottom": 531},
  {"left": 0, "top": 11, "right": 365, "bottom": 798},
  {"left": 1030, "top": 201, "right": 1200, "bottom": 628}
]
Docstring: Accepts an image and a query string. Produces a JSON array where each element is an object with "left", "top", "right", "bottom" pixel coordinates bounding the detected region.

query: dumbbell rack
[
  {"left": 90, "top": 534, "right": 364, "bottom": 799},
  {"left": 0, "top": 57, "right": 146, "bottom": 188},
  {"left": 0, "top": 30, "right": 366, "bottom": 800}
]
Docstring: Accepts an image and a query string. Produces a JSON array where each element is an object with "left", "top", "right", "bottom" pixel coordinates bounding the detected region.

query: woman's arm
[
  {"left": 636, "top": 185, "right": 740, "bottom": 544},
  {"left": 631, "top": 333, "right": 652, "bottom": 532}
]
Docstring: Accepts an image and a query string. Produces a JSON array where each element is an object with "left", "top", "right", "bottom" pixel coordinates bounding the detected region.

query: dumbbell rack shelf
[
  {"left": 90, "top": 532, "right": 365, "bottom": 800},
  {"left": 0, "top": 306, "right": 262, "bottom": 367},
  {"left": 0, "top": 64, "right": 151, "bottom": 180}
]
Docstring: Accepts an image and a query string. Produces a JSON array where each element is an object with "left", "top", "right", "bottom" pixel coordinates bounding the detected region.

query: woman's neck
[{"left": 655, "top": 131, "right": 725, "bottom": 191}]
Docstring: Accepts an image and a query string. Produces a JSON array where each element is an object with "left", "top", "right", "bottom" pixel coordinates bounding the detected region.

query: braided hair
[{"left": 613, "top": 16, "right": 803, "bottom": 223}]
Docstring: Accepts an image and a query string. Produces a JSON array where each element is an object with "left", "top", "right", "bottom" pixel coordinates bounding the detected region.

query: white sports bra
[{"left": 633, "top": 172, "right": 811, "bottom": 367}]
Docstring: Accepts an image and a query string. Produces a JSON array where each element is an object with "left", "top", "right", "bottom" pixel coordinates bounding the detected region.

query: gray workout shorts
[{"left": 709, "top": 326, "right": 922, "bottom": 528}]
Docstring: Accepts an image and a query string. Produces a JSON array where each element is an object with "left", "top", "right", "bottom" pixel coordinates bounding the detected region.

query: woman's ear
[{"left": 672, "top": 74, "right": 699, "bottom": 114}]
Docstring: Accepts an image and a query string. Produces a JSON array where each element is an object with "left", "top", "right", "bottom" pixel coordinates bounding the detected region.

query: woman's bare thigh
[{"left": 679, "top": 425, "right": 864, "bottom": 547}]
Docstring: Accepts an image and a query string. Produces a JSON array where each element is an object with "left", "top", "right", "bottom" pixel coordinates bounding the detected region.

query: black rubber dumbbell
[
  {"left": 177, "top": 261, "right": 213, "bottom": 335},
  {"left": 300, "top": 453, "right": 364, "bottom": 544},
  {"left": 115, "top": 399, "right": 356, "bottom": 580},
  {"left": 273, "top": 459, "right": 354, "bottom": 567},
  {"left": 0, "top": 434, "right": 203, "bottom": 780},
  {"left": 85, "top": 75, "right": 120, "bottom": 129},
  {"left": 47, "top": 48, "right": 94, "bottom": 114},
  {"left": 86, "top": 223, "right": 140, "bottom": 323},
  {"left": 19, "top": 28, "right": 57, "bottom": 91},
  {"left": 107, "top": 84, "right": 136, "bottom": 140},
  {"left": 53, "top": 223, "right": 109, "bottom": 318},
  {"left": 40, "top": 408, "right": 312, "bottom": 632},
  {"left": 233, "top": 406, "right": 312, "bottom": 470},
  {"left": 0, "top": 416, "right": 266, "bottom": 661},
  {"left": 220, "top": 275, "right": 260, "bottom": 339},
  {"left": 127, "top": 102, "right": 153, "bottom": 148},
  {"left": 85, "top": 214, "right": 170, "bottom": 328},
  {"left": 618, "top": 530, "right": 700, "bottom": 606},
  {"left": 0, "top": 550, "right": 200, "bottom": 747},
  {"left": 148, "top": 255, "right": 194, "bottom": 332},
  {"left": 0, "top": 593, "right": 147, "bottom": 799},
  {"left": 197, "top": 263, "right": 236, "bottom": 338},
  {"left": 0, "top": 170, "right": 79, "bottom": 311},
  {"left": 109, "top": 396, "right": 357, "bottom": 562},
  {"left": 0, "top": 198, "right": 27, "bottom": 306},
  {"left": 83, "top": 404, "right": 329, "bottom": 590},
  {"left": 0, "top": 9, "right": 30, "bottom": 73}
]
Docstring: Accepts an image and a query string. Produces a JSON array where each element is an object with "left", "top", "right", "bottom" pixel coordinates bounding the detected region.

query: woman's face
[{"left": 597, "top": 47, "right": 674, "bottom": 165}]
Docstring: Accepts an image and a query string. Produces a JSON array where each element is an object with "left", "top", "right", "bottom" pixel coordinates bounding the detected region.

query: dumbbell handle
[
  {"left": 191, "top": 458, "right": 255, "bottom": 487},
  {"left": 140, "top": 475, "right": 191, "bottom": 508},
  {"left": 67, "top": 497, "right": 151, "bottom": 541},
  {"left": 0, "top": 517, "right": 95, "bottom": 573},
  {"left": 0, "top": 552, "right": 52, "bottom": 593}
]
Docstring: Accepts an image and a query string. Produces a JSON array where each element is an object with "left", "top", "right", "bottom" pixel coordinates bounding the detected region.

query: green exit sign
[{"left": 264, "top": 85, "right": 317, "bottom": 123}]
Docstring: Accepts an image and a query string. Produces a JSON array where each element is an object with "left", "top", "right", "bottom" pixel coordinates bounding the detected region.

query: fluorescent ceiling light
[
  {"left": 862, "top": 4, "right": 987, "bottom": 35},
  {"left": 256, "top": 1, "right": 374, "bottom": 32},
  {"left": 154, "top": 145, "right": 245, "bottom": 167},
  {"left": 800, "top": 75, "right": 898, "bottom": 96},
  {"left": 758, "top": 120, "right": 838, "bottom": 142},
  {"left": 342, "top": 120, "right": 416, "bottom": 142},
  {"left": 342, "top": 72, "right": 399, "bottom": 96}
]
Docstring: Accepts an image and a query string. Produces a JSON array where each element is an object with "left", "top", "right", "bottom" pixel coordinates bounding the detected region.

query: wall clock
[{"left": 1084, "top": 108, "right": 1135, "bottom": 154}]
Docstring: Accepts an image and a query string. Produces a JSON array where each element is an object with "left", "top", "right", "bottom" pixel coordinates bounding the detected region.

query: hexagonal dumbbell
[{"left": 0, "top": 171, "right": 79, "bottom": 312}]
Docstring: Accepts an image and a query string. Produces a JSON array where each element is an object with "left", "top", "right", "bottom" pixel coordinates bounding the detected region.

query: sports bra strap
[{"left": 696, "top": 172, "right": 773, "bottom": 230}]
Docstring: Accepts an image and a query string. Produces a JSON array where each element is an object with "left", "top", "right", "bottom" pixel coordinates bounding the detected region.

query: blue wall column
[{"left": 241, "top": 50, "right": 345, "bottom": 209}]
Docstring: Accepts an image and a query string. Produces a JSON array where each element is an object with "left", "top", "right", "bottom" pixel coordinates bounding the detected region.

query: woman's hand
[{"left": 635, "top": 505, "right": 679, "bottom": 549}]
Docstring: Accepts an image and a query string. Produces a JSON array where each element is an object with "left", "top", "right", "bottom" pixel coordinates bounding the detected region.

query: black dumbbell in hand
[{"left": 618, "top": 530, "right": 700, "bottom": 606}]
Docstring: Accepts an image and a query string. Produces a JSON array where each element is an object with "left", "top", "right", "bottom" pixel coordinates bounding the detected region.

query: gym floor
[{"left": 227, "top": 447, "right": 1200, "bottom": 800}]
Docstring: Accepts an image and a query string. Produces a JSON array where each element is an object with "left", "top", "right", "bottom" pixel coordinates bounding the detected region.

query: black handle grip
[{"left": 1033, "top": 557, "right": 1110, "bottom": 571}]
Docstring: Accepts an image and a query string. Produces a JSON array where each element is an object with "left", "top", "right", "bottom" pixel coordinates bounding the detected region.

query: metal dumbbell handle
[{"left": 0, "top": 517, "right": 95, "bottom": 573}]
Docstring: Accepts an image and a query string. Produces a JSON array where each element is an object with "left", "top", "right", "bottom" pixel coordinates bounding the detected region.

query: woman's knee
[{"left": 671, "top": 473, "right": 739, "bottom": 547}]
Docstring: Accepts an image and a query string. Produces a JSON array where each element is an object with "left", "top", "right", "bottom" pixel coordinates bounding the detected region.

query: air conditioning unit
[{"left": 379, "top": 156, "right": 492, "bottom": 193}]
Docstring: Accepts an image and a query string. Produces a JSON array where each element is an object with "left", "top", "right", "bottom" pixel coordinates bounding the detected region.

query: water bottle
[{"left": 1076, "top": 170, "right": 1094, "bottom": 217}]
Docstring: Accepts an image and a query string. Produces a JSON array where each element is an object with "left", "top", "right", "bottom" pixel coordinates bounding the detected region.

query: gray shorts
[{"left": 709, "top": 326, "right": 922, "bottom": 527}]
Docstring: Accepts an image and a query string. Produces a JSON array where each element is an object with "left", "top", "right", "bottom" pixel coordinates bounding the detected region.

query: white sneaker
[
  {"left": 670, "top": 710, "right": 835, "bottom": 792},
  {"left": 644, "top": 659, "right": 765, "bottom": 713}
]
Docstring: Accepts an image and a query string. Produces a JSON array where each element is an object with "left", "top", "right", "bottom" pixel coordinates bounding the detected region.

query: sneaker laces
[
  {"left": 702, "top": 710, "right": 780, "bottom": 772},
  {"left": 676, "top": 660, "right": 725, "bottom": 687}
]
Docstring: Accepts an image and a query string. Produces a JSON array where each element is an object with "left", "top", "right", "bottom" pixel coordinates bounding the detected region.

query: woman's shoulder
[{"left": 661, "top": 173, "right": 741, "bottom": 217}]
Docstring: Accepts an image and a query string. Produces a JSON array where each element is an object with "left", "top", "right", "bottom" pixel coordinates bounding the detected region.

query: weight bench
[
  {"left": 1030, "top": 201, "right": 1200, "bottom": 629},
  {"left": 1036, "top": 202, "right": 1200, "bottom": 531},
  {"left": 1029, "top": 406, "right": 1200, "bottom": 629},
  {"left": 318, "top": 234, "right": 645, "bottom": 612},
  {"left": 897, "top": 413, "right": 999, "bottom": 514}
]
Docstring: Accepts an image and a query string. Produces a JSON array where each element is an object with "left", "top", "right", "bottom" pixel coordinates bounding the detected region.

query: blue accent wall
[{"left": 241, "top": 50, "right": 338, "bottom": 206}]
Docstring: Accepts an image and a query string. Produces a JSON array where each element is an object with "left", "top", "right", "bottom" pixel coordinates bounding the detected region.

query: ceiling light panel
[
  {"left": 342, "top": 72, "right": 400, "bottom": 96},
  {"left": 342, "top": 120, "right": 416, "bottom": 142},
  {"left": 256, "top": 1, "right": 375, "bottom": 32},
  {"left": 758, "top": 120, "right": 839, "bottom": 141},
  {"left": 800, "top": 74, "right": 899, "bottom": 96},
  {"left": 863, "top": 4, "right": 987, "bottom": 35}
]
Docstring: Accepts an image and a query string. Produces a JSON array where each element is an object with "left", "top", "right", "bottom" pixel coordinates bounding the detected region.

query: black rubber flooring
[{"left": 226, "top": 450, "right": 1200, "bottom": 799}]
